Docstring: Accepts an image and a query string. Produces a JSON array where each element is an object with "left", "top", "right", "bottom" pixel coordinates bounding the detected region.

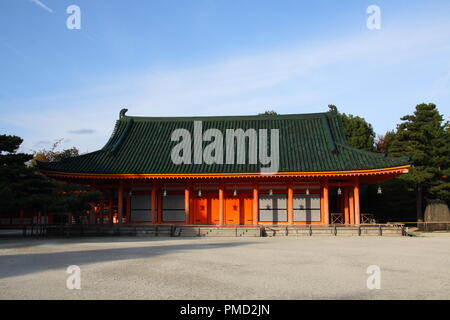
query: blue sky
[{"left": 0, "top": 0, "right": 449, "bottom": 153}]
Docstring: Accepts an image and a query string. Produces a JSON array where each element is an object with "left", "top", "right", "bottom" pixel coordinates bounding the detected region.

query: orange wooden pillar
[
  {"left": 349, "top": 189, "right": 355, "bottom": 225},
  {"left": 323, "top": 182, "right": 330, "bottom": 225},
  {"left": 252, "top": 184, "right": 259, "bottom": 226},
  {"left": 344, "top": 188, "right": 350, "bottom": 224},
  {"left": 118, "top": 183, "right": 124, "bottom": 224},
  {"left": 151, "top": 184, "right": 157, "bottom": 224},
  {"left": 320, "top": 189, "right": 324, "bottom": 224},
  {"left": 184, "top": 184, "right": 190, "bottom": 224},
  {"left": 219, "top": 184, "right": 224, "bottom": 225},
  {"left": 287, "top": 184, "right": 293, "bottom": 225},
  {"left": 354, "top": 179, "right": 361, "bottom": 225}
]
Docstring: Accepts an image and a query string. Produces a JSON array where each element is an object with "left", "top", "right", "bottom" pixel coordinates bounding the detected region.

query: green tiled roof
[{"left": 37, "top": 110, "right": 409, "bottom": 175}]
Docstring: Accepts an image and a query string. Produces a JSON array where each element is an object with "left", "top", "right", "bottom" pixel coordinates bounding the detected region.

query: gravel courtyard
[{"left": 0, "top": 234, "right": 449, "bottom": 300}]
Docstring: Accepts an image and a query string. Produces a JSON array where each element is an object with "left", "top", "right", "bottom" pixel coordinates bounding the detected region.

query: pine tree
[
  {"left": 0, "top": 135, "right": 101, "bottom": 222},
  {"left": 388, "top": 103, "right": 450, "bottom": 221},
  {"left": 0, "top": 135, "right": 54, "bottom": 215},
  {"left": 31, "top": 140, "right": 101, "bottom": 220}
]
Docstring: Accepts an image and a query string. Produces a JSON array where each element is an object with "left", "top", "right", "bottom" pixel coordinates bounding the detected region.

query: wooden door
[
  {"left": 241, "top": 195, "right": 253, "bottom": 225},
  {"left": 192, "top": 197, "right": 208, "bottom": 224},
  {"left": 225, "top": 197, "right": 240, "bottom": 224},
  {"left": 209, "top": 196, "right": 220, "bottom": 224}
]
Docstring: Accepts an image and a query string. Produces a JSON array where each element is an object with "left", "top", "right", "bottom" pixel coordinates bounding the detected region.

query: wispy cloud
[
  {"left": 3, "top": 18, "right": 450, "bottom": 153},
  {"left": 33, "top": 140, "right": 51, "bottom": 147},
  {"left": 29, "top": 0, "right": 53, "bottom": 13},
  {"left": 68, "top": 129, "right": 96, "bottom": 135}
]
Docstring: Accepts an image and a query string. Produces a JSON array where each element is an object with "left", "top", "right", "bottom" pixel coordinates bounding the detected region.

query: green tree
[
  {"left": 31, "top": 140, "right": 101, "bottom": 221},
  {"left": 259, "top": 110, "right": 278, "bottom": 115},
  {"left": 388, "top": 103, "right": 450, "bottom": 221},
  {"left": 430, "top": 121, "right": 450, "bottom": 201},
  {"left": 48, "top": 182, "right": 102, "bottom": 218},
  {"left": 0, "top": 135, "right": 101, "bottom": 223},
  {"left": 328, "top": 105, "right": 375, "bottom": 151},
  {"left": 0, "top": 135, "right": 55, "bottom": 215}
]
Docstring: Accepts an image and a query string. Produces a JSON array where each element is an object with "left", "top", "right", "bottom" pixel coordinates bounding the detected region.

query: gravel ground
[{"left": 0, "top": 234, "right": 449, "bottom": 300}]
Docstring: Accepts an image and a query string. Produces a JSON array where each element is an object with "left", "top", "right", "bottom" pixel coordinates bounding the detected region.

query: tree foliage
[
  {"left": 388, "top": 103, "right": 450, "bottom": 203},
  {"left": 329, "top": 103, "right": 449, "bottom": 221},
  {"left": 0, "top": 135, "right": 54, "bottom": 214},
  {"left": 259, "top": 110, "right": 278, "bottom": 115},
  {"left": 32, "top": 139, "right": 80, "bottom": 165},
  {"left": 0, "top": 135, "right": 100, "bottom": 218},
  {"left": 374, "top": 131, "right": 396, "bottom": 153},
  {"left": 328, "top": 105, "right": 375, "bottom": 151}
]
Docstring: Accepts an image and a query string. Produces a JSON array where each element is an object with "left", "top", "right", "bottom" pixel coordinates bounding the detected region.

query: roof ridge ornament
[
  {"left": 327, "top": 104, "right": 338, "bottom": 114},
  {"left": 119, "top": 108, "right": 128, "bottom": 119}
]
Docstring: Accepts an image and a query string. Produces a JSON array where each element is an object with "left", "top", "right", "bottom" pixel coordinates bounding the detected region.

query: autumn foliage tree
[
  {"left": 374, "top": 131, "right": 396, "bottom": 153},
  {"left": 32, "top": 139, "right": 79, "bottom": 164}
]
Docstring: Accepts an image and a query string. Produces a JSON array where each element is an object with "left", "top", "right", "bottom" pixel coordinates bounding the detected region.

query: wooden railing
[{"left": 330, "top": 213, "right": 343, "bottom": 224}]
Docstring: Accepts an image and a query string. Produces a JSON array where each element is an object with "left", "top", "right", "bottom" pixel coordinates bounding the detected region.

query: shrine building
[{"left": 37, "top": 109, "right": 410, "bottom": 226}]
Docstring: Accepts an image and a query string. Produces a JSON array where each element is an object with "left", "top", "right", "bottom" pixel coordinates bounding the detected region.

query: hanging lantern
[
  {"left": 233, "top": 189, "right": 237, "bottom": 197},
  {"left": 269, "top": 189, "right": 273, "bottom": 196},
  {"left": 306, "top": 187, "right": 310, "bottom": 195},
  {"left": 129, "top": 190, "right": 133, "bottom": 196},
  {"left": 377, "top": 186, "right": 382, "bottom": 195},
  {"left": 198, "top": 189, "right": 202, "bottom": 197},
  {"left": 337, "top": 187, "right": 342, "bottom": 195},
  {"left": 163, "top": 189, "right": 167, "bottom": 197}
]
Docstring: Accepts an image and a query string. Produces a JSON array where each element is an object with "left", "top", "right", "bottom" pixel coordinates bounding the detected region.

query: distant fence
[
  {"left": 0, "top": 225, "right": 47, "bottom": 237},
  {"left": 0, "top": 215, "right": 53, "bottom": 226},
  {"left": 388, "top": 221, "right": 450, "bottom": 232},
  {"left": 0, "top": 223, "right": 408, "bottom": 238}
]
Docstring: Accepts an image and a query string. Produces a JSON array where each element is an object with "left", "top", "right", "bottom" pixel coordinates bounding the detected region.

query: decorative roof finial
[
  {"left": 119, "top": 108, "right": 128, "bottom": 119},
  {"left": 328, "top": 104, "right": 338, "bottom": 113}
]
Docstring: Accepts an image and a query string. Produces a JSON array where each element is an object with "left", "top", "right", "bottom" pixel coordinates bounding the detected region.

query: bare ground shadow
[{"left": 0, "top": 239, "right": 257, "bottom": 279}]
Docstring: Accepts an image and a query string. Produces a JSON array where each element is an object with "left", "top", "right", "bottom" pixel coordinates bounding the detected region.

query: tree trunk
[{"left": 416, "top": 184, "right": 423, "bottom": 222}]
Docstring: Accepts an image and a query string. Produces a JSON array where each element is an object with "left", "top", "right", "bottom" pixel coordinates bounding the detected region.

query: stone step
[
  {"left": 172, "top": 226, "right": 262, "bottom": 237},
  {"left": 263, "top": 226, "right": 403, "bottom": 237},
  {"left": 44, "top": 225, "right": 404, "bottom": 237}
]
